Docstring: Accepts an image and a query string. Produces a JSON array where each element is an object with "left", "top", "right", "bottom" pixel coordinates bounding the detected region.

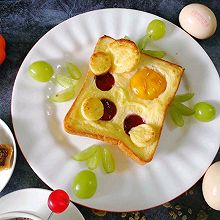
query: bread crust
[{"left": 64, "top": 36, "right": 184, "bottom": 165}]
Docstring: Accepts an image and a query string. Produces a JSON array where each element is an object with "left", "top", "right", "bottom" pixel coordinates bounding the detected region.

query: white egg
[
  {"left": 202, "top": 161, "right": 220, "bottom": 210},
  {"left": 179, "top": 3, "right": 217, "bottom": 39}
]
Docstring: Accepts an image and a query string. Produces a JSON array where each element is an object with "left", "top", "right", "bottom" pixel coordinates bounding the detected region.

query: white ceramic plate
[
  {"left": 0, "top": 119, "right": 16, "bottom": 192},
  {"left": 0, "top": 212, "right": 42, "bottom": 220},
  {"left": 0, "top": 188, "right": 85, "bottom": 220},
  {"left": 11, "top": 9, "right": 220, "bottom": 211}
]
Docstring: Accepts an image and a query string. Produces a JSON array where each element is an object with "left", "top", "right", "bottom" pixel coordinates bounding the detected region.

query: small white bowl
[
  {"left": 0, "top": 211, "right": 42, "bottom": 220},
  {"left": 0, "top": 118, "right": 17, "bottom": 192}
]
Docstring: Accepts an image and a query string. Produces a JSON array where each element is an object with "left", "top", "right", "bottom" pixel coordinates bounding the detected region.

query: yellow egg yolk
[{"left": 130, "top": 67, "right": 167, "bottom": 100}]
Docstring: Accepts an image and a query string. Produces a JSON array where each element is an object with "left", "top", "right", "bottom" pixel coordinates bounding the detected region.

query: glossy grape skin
[
  {"left": 146, "top": 19, "right": 166, "bottom": 40},
  {"left": 138, "top": 34, "right": 149, "bottom": 50},
  {"left": 169, "top": 105, "right": 184, "bottom": 127},
  {"left": 173, "top": 102, "right": 195, "bottom": 116},
  {"left": 49, "top": 86, "right": 75, "bottom": 102},
  {"left": 173, "top": 93, "right": 194, "bottom": 102},
  {"left": 48, "top": 189, "right": 70, "bottom": 214},
  {"left": 28, "top": 61, "right": 54, "bottom": 82},
  {"left": 101, "top": 147, "right": 115, "bottom": 173},
  {"left": 73, "top": 145, "right": 98, "bottom": 161},
  {"left": 87, "top": 148, "right": 101, "bottom": 170},
  {"left": 66, "top": 62, "right": 82, "bottom": 80},
  {"left": 55, "top": 74, "right": 77, "bottom": 88},
  {"left": 72, "top": 170, "right": 97, "bottom": 199},
  {"left": 194, "top": 102, "right": 216, "bottom": 122},
  {"left": 142, "top": 50, "right": 166, "bottom": 58}
]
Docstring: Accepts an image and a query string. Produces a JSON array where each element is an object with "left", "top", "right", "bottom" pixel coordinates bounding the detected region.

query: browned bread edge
[{"left": 64, "top": 52, "right": 184, "bottom": 165}]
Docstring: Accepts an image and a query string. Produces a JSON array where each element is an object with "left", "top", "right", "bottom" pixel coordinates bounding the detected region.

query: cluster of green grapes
[
  {"left": 169, "top": 93, "right": 216, "bottom": 127},
  {"left": 28, "top": 61, "right": 82, "bottom": 102},
  {"left": 72, "top": 145, "right": 115, "bottom": 199},
  {"left": 138, "top": 19, "right": 166, "bottom": 58}
]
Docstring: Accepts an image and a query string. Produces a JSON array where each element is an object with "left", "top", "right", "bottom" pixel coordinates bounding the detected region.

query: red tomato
[
  {"left": 0, "top": 34, "right": 6, "bottom": 50},
  {"left": 0, "top": 49, "right": 6, "bottom": 65},
  {"left": 48, "top": 189, "right": 70, "bottom": 214}
]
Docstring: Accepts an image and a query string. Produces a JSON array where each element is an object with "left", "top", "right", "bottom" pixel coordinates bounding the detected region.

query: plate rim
[
  {"left": 0, "top": 188, "right": 85, "bottom": 219},
  {"left": 10, "top": 8, "right": 220, "bottom": 212}
]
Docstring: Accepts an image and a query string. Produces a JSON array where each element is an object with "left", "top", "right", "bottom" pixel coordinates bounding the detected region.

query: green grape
[
  {"left": 173, "top": 102, "right": 195, "bottom": 116},
  {"left": 87, "top": 148, "right": 101, "bottom": 170},
  {"left": 72, "top": 145, "right": 98, "bottom": 161},
  {"left": 49, "top": 86, "right": 75, "bottom": 102},
  {"left": 66, "top": 62, "right": 82, "bottom": 80},
  {"left": 72, "top": 170, "right": 97, "bottom": 199},
  {"left": 146, "top": 19, "right": 166, "bottom": 40},
  {"left": 142, "top": 50, "right": 166, "bottom": 58},
  {"left": 55, "top": 74, "right": 77, "bottom": 88},
  {"left": 194, "top": 102, "right": 216, "bottom": 122},
  {"left": 169, "top": 105, "right": 184, "bottom": 127},
  {"left": 173, "top": 93, "right": 194, "bottom": 103},
  {"left": 137, "top": 34, "right": 149, "bottom": 50},
  {"left": 101, "top": 147, "right": 115, "bottom": 173},
  {"left": 28, "top": 61, "right": 54, "bottom": 82}
]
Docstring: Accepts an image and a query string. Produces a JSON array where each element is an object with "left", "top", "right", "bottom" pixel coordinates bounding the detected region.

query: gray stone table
[{"left": 0, "top": 0, "right": 220, "bottom": 219}]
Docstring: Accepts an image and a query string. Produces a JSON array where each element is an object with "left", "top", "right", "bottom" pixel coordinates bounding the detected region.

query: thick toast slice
[{"left": 64, "top": 36, "right": 184, "bottom": 164}]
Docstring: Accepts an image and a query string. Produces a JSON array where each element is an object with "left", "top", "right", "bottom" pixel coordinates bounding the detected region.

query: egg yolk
[{"left": 130, "top": 67, "right": 167, "bottom": 100}]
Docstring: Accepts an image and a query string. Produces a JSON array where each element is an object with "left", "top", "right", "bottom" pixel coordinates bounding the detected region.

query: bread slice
[
  {"left": 64, "top": 36, "right": 184, "bottom": 164},
  {"left": 0, "top": 144, "right": 13, "bottom": 171}
]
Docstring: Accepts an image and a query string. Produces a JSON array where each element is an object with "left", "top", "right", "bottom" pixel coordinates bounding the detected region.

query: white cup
[{"left": 0, "top": 211, "right": 43, "bottom": 220}]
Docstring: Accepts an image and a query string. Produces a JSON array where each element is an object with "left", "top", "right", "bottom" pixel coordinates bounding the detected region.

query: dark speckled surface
[{"left": 0, "top": 0, "right": 220, "bottom": 219}]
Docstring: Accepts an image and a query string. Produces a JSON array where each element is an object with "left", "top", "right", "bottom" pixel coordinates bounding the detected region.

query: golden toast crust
[{"left": 64, "top": 36, "right": 184, "bottom": 164}]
